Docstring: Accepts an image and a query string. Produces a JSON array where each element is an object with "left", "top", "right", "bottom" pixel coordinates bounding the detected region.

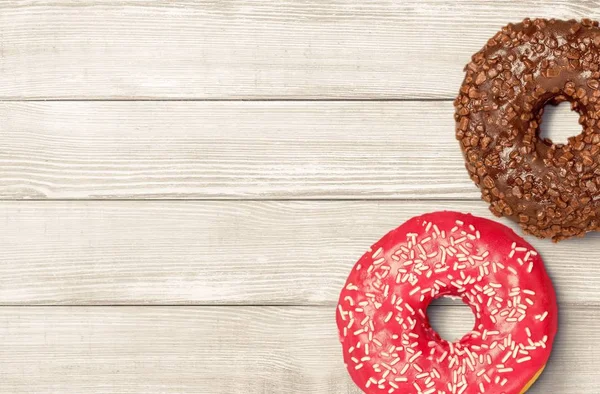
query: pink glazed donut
[{"left": 336, "top": 212, "right": 557, "bottom": 393}]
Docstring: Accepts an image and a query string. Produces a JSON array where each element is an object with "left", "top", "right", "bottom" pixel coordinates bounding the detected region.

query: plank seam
[
  {"left": 0, "top": 303, "right": 589, "bottom": 308},
  {"left": 0, "top": 98, "right": 456, "bottom": 103},
  {"left": 0, "top": 198, "right": 482, "bottom": 202}
]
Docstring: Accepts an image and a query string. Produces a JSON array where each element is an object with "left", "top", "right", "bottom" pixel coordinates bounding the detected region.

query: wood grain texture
[
  {"left": 0, "top": 305, "right": 594, "bottom": 393},
  {"left": 0, "top": 101, "right": 582, "bottom": 199},
  {"left": 1, "top": 0, "right": 600, "bottom": 99},
  {"left": 1, "top": 200, "right": 596, "bottom": 305},
  {"left": 2, "top": 1, "right": 595, "bottom": 391}
]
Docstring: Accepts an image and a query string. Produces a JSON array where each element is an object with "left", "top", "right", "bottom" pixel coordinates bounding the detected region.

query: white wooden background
[{"left": 1, "top": 1, "right": 598, "bottom": 392}]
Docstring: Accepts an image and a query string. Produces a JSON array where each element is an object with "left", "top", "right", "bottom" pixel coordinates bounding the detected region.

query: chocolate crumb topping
[{"left": 455, "top": 18, "right": 600, "bottom": 241}]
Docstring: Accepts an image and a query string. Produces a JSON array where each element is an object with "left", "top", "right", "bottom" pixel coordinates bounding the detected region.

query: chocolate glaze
[{"left": 455, "top": 18, "right": 600, "bottom": 241}]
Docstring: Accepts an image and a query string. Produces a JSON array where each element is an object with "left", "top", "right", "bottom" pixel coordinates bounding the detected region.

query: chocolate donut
[
  {"left": 455, "top": 18, "right": 600, "bottom": 241},
  {"left": 337, "top": 211, "right": 557, "bottom": 393}
]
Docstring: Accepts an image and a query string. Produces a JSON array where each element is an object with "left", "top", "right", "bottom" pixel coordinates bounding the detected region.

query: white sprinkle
[
  {"left": 408, "top": 350, "right": 423, "bottom": 363},
  {"left": 434, "top": 279, "right": 447, "bottom": 288},
  {"left": 537, "top": 311, "right": 549, "bottom": 321},
  {"left": 497, "top": 367, "right": 513, "bottom": 373},
  {"left": 455, "top": 236, "right": 467, "bottom": 244},
  {"left": 337, "top": 305, "right": 346, "bottom": 320},
  {"left": 438, "top": 350, "right": 448, "bottom": 362},
  {"left": 346, "top": 318, "right": 358, "bottom": 329},
  {"left": 372, "top": 247, "right": 383, "bottom": 259}
]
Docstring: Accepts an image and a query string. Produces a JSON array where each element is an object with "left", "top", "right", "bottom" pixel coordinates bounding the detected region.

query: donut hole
[
  {"left": 539, "top": 100, "right": 584, "bottom": 146},
  {"left": 427, "top": 296, "right": 476, "bottom": 342}
]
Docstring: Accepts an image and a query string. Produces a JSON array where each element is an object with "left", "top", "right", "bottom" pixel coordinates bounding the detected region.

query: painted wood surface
[
  {"left": 0, "top": 306, "right": 594, "bottom": 393},
  {"left": 0, "top": 1, "right": 597, "bottom": 392},
  {"left": 0, "top": 200, "right": 596, "bottom": 305},
  {"left": 0, "top": 101, "right": 581, "bottom": 199},
  {"left": 2, "top": 1, "right": 600, "bottom": 99}
]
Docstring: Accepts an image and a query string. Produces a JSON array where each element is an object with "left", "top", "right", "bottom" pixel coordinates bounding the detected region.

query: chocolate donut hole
[{"left": 538, "top": 100, "right": 584, "bottom": 146}]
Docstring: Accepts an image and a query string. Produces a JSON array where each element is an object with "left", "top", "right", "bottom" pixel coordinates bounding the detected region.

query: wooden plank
[
  {"left": 0, "top": 101, "right": 581, "bottom": 199},
  {"left": 0, "top": 305, "right": 594, "bottom": 393},
  {"left": 0, "top": 200, "right": 597, "bottom": 305},
  {"left": 1, "top": 0, "right": 599, "bottom": 99}
]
